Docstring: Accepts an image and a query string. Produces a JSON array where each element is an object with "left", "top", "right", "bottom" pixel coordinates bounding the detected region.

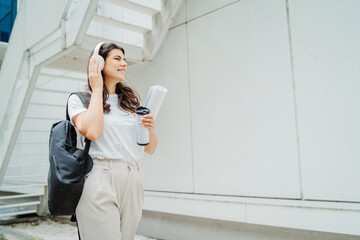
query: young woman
[{"left": 67, "top": 42, "right": 157, "bottom": 240}]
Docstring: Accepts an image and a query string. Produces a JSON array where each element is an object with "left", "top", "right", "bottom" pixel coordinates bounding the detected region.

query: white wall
[
  {"left": 127, "top": 0, "right": 360, "bottom": 236},
  {"left": 5, "top": 0, "right": 359, "bottom": 236},
  {"left": 289, "top": 0, "right": 360, "bottom": 202}
]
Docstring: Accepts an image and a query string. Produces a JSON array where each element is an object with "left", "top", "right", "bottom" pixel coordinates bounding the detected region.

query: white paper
[{"left": 144, "top": 85, "right": 167, "bottom": 119}]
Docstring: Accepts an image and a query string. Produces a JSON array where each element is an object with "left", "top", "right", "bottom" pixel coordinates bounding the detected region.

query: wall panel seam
[{"left": 285, "top": 0, "right": 303, "bottom": 200}]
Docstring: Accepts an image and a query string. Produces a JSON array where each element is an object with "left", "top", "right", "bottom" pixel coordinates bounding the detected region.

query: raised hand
[{"left": 88, "top": 58, "right": 103, "bottom": 92}]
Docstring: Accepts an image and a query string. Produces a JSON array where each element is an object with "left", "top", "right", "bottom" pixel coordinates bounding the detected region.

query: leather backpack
[{"left": 47, "top": 92, "right": 93, "bottom": 218}]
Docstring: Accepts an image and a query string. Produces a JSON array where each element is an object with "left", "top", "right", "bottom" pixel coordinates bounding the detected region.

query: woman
[{"left": 67, "top": 42, "right": 157, "bottom": 240}]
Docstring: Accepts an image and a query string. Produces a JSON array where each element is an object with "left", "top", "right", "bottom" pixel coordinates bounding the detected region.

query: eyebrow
[{"left": 114, "top": 55, "right": 126, "bottom": 61}]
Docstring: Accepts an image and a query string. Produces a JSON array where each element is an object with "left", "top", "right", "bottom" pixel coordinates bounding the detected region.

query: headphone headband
[
  {"left": 90, "top": 42, "right": 107, "bottom": 70},
  {"left": 93, "top": 42, "right": 105, "bottom": 55}
]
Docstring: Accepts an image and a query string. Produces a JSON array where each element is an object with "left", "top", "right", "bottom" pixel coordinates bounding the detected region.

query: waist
[{"left": 92, "top": 158, "right": 140, "bottom": 171}]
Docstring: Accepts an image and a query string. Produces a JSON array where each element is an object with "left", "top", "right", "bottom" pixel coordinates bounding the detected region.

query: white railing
[
  {"left": 0, "top": 0, "right": 97, "bottom": 183},
  {"left": 0, "top": 0, "right": 67, "bottom": 124}
]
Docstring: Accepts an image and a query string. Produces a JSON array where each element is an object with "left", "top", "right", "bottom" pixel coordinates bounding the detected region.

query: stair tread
[
  {"left": 0, "top": 193, "right": 42, "bottom": 200},
  {"left": 0, "top": 201, "right": 40, "bottom": 209},
  {"left": 0, "top": 209, "right": 37, "bottom": 218},
  {"left": 103, "top": 0, "right": 160, "bottom": 16},
  {"left": 93, "top": 13, "right": 151, "bottom": 34}
]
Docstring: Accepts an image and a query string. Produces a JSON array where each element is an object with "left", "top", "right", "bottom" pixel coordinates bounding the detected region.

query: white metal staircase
[{"left": 0, "top": 0, "right": 182, "bottom": 220}]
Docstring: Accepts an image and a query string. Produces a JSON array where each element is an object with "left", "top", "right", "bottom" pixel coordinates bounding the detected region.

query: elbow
[
  {"left": 81, "top": 128, "right": 102, "bottom": 141},
  {"left": 144, "top": 147, "right": 156, "bottom": 155},
  {"left": 145, "top": 150, "right": 155, "bottom": 155},
  {"left": 86, "top": 134, "right": 99, "bottom": 141},
  {"left": 86, "top": 131, "right": 102, "bottom": 141},
  {"left": 75, "top": 115, "right": 103, "bottom": 141}
]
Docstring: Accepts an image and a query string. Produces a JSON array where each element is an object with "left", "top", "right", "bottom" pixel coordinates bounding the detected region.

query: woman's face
[{"left": 102, "top": 48, "right": 127, "bottom": 82}]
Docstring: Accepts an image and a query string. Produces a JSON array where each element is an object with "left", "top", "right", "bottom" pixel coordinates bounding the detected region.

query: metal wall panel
[
  {"left": 30, "top": 90, "right": 69, "bottom": 106},
  {"left": 10, "top": 156, "right": 48, "bottom": 166},
  {"left": 21, "top": 118, "right": 57, "bottom": 132},
  {"left": 12, "top": 143, "right": 48, "bottom": 157},
  {"left": 8, "top": 155, "right": 48, "bottom": 177},
  {"left": 188, "top": 0, "right": 300, "bottom": 198},
  {"left": 25, "top": 104, "right": 64, "bottom": 120},
  {"left": 25, "top": 0, "right": 65, "bottom": 47},
  {"left": 16, "top": 132, "right": 49, "bottom": 144},
  {"left": 289, "top": 0, "right": 360, "bottom": 202},
  {"left": 35, "top": 75, "right": 88, "bottom": 93},
  {"left": 126, "top": 25, "right": 194, "bottom": 193},
  {"left": 170, "top": 0, "right": 186, "bottom": 28},
  {"left": 5, "top": 164, "right": 48, "bottom": 178},
  {"left": 186, "top": 0, "right": 238, "bottom": 21}
]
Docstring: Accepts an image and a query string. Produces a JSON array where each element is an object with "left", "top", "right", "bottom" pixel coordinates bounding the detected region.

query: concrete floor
[{"left": 0, "top": 217, "right": 157, "bottom": 240}]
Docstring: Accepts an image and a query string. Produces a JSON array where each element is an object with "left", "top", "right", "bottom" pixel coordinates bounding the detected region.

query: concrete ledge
[
  {"left": 139, "top": 210, "right": 359, "bottom": 240},
  {"left": 143, "top": 191, "right": 360, "bottom": 236}
]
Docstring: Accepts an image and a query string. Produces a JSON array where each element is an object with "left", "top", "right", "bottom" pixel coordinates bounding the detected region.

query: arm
[
  {"left": 141, "top": 114, "right": 158, "bottom": 154},
  {"left": 72, "top": 89, "right": 103, "bottom": 140},
  {"left": 145, "top": 129, "right": 158, "bottom": 154},
  {"left": 72, "top": 58, "right": 104, "bottom": 141}
]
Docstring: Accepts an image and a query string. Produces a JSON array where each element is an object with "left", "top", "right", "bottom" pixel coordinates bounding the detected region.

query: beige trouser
[{"left": 75, "top": 158, "right": 144, "bottom": 240}]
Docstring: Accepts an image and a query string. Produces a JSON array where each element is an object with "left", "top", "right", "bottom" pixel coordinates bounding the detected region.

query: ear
[
  {"left": 90, "top": 55, "right": 105, "bottom": 71},
  {"left": 90, "top": 42, "right": 106, "bottom": 70}
]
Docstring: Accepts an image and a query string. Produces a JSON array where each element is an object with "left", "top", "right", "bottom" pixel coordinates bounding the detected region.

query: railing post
[{"left": 37, "top": 185, "right": 48, "bottom": 216}]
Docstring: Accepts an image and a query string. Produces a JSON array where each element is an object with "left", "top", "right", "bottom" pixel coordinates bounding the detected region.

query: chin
[{"left": 115, "top": 76, "right": 125, "bottom": 82}]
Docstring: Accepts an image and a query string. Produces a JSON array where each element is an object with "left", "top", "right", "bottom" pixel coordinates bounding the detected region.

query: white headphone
[{"left": 90, "top": 42, "right": 106, "bottom": 70}]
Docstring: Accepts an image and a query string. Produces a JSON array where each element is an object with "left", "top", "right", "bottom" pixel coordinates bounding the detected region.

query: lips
[{"left": 117, "top": 69, "right": 125, "bottom": 73}]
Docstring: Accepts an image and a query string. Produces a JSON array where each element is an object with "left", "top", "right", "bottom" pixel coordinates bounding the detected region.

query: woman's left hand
[{"left": 140, "top": 114, "right": 155, "bottom": 132}]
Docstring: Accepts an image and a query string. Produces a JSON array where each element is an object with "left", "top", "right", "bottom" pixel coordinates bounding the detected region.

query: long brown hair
[{"left": 87, "top": 42, "right": 140, "bottom": 113}]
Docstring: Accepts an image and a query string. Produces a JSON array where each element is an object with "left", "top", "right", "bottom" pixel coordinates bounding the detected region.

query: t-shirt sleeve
[{"left": 67, "top": 94, "right": 87, "bottom": 125}]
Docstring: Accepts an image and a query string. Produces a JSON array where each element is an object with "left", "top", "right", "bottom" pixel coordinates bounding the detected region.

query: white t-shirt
[{"left": 67, "top": 93, "right": 144, "bottom": 162}]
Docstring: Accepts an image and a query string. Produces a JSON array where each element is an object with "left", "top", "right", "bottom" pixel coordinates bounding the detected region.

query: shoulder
[
  {"left": 67, "top": 92, "right": 90, "bottom": 124},
  {"left": 68, "top": 92, "right": 91, "bottom": 107},
  {"left": 68, "top": 94, "right": 82, "bottom": 106}
]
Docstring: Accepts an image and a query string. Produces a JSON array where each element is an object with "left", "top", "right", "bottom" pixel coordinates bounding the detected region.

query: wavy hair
[{"left": 87, "top": 42, "right": 140, "bottom": 113}]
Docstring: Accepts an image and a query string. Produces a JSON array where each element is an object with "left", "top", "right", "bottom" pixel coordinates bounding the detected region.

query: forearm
[
  {"left": 144, "top": 130, "right": 158, "bottom": 154},
  {"left": 77, "top": 90, "right": 104, "bottom": 140}
]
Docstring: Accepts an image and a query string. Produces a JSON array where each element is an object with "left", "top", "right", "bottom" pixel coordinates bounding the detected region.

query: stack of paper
[{"left": 144, "top": 85, "right": 167, "bottom": 119}]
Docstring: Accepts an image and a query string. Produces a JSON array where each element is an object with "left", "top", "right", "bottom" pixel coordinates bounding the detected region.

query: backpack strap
[
  {"left": 66, "top": 91, "right": 92, "bottom": 150},
  {"left": 66, "top": 92, "right": 91, "bottom": 121},
  {"left": 70, "top": 213, "right": 82, "bottom": 239},
  {"left": 66, "top": 92, "right": 92, "bottom": 237}
]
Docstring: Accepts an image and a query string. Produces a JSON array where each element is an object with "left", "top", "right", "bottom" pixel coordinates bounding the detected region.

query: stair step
[
  {"left": 0, "top": 201, "right": 40, "bottom": 209},
  {"left": 0, "top": 183, "right": 46, "bottom": 190},
  {"left": 0, "top": 193, "right": 42, "bottom": 200},
  {"left": 81, "top": 34, "right": 144, "bottom": 63},
  {"left": 93, "top": 13, "right": 151, "bottom": 34},
  {"left": 103, "top": 0, "right": 160, "bottom": 16},
  {"left": 0, "top": 209, "right": 37, "bottom": 218}
]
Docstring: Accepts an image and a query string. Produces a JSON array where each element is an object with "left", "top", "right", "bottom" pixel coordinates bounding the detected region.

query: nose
[{"left": 120, "top": 59, "right": 127, "bottom": 67}]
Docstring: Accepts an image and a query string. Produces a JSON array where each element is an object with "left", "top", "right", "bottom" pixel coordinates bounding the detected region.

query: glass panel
[{"left": 0, "top": 0, "right": 17, "bottom": 42}]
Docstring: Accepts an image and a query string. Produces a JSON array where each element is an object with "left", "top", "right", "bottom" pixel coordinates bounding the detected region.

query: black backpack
[{"left": 48, "top": 92, "right": 93, "bottom": 218}]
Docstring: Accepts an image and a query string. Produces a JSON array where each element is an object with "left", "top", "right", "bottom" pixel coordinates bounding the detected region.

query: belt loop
[{"left": 103, "top": 159, "right": 109, "bottom": 172}]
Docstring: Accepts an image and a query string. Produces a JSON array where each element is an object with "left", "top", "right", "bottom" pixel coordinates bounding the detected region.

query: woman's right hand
[{"left": 88, "top": 58, "right": 103, "bottom": 91}]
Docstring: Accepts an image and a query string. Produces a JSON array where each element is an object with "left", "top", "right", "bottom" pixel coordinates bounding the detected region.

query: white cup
[{"left": 135, "top": 106, "right": 150, "bottom": 146}]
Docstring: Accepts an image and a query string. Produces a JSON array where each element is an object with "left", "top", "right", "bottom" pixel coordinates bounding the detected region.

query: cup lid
[{"left": 135, "top": 106, "right": 150, "bottom": 114}]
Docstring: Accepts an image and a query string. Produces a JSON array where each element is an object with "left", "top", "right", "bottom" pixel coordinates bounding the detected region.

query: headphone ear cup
[{"left": 91, "top": 55, "right": 105, "bottom": 71}]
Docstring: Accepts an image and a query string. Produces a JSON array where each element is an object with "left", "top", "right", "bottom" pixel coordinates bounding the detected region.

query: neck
[{"left": 105, "top": 81, "right": 117, "bottom": 94}]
